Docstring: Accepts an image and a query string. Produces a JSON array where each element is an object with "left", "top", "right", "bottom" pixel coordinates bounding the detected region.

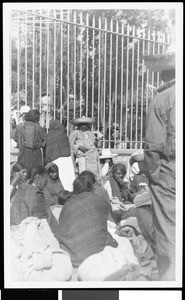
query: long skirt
[
  {"left": 17, "top": 147, "right": 43, "bottom": 169},
  {"left": 53, "top": 156, "right": 76, "bottom": 192}
]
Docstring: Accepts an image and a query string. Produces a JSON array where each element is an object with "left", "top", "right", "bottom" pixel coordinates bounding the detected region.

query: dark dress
[{"left": 13, "top": 121, "right": 45, "bottom": 169}]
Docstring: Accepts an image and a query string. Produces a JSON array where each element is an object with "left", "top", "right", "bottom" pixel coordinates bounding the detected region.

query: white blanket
[{"left": 11, "top": 217, "right": 73, "bottom": 282}]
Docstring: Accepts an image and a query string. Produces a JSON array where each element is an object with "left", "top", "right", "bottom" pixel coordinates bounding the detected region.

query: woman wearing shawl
[
  {"left": 10, "top": 165, "right": 58, "bottom": 236},
  {"left": 13, "top": 109, "right": 45, "bottom": 169},
  {"left": 104, "top": 163, "right": 136, "bottom": 224},
  {"left": 45, "top": 119, "right": 75, "bottom": 192}
]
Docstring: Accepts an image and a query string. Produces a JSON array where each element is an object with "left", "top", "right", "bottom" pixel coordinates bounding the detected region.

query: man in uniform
[{"left": 143, "top": 45, "right": 176, "bottom": 280}]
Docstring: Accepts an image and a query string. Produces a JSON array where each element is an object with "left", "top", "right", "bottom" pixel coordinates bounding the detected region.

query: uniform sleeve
[{"left": 144, "top": 94, "right": 168, "bottom": 183}]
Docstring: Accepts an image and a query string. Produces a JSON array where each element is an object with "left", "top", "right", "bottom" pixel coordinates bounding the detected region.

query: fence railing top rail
[{"left": 12, "top": 9, "right": 170, "bottom": 45}]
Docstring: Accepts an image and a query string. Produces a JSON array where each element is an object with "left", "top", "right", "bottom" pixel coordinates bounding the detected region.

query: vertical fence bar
[
  {"left": 60, "top": 11, "right": 63, "bottom": 123},
  {"left": 25, "top": 12, "right": 27, "bottom": 105},
  {"left": 161, "top": 32, "right": 166, "bottom": 86},
  {"left": 146, "top": 28, "right": 150, "bottom": 114},
  {"left": 92, "top": 15, "right": 95, "bottom": 119},
  {"left": 32, "top": 10, "right": 35, "bottom": 108},
  {"left": 120, "top": 22, "right": 124, "bottom": 147},
  {"left": 67, "top": 10, "right": 70, "bottom": 134},
  {"left": 73, "top": 11, "right": 76, "bottom": 119},
  {"left": 157, "top": 31, "right": 160, "bottom": 88},
  {"left": 108, "top": 19, "right": 113, "bottom": 149},
  {"left": 125, "top": 24, "right": 129, "bottom": 148},
  {"left": 140, "top": 27, "right": 145, "bottom": 147},
  {"left": 53, "top": 10, "right": 56, "bottom": 119},
  {"left": 86, "top": 13, "right": 89, "bottom": 116},
  {"left": 114, "top": 20, "right": 118, "bottom": 148},
  {"left": 151, "top": 30, "right": 155, "bottom": 99},
  {"left": 10, "top": 10, "right": 12, "bottom": 119},
  {"left": 80, "top": 12, "right": 83, "bottom": 117},
  {"left": 39, "top": 10, "right": 42, "bottom": 114},
  {"left": 46, "top": 10, "right": 49, "bottom": 132},
  {"left": 130, "top": 26, "right": 135, "bottom": 148},
  {"left": 135, "top": 28, "right": 140, "bottom": 148},
  {"left": 97, "top": 16, "right": 101, "bottom": 131},
  {"left": 17, "top": 12, "right": 20, "bottom": 121},
  {"left": 103, "top": 18, "right": 107, "bottom": 148}
]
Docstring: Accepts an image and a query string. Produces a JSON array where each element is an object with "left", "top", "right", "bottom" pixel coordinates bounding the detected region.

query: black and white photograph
[{"left": 3, "top": 2, "right": 183, "bottom": 289}]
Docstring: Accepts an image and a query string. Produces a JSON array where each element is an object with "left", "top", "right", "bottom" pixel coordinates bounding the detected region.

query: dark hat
[
  {"left": 143, "top": 44, "right": 175, "bottom": 72},
  {"left": 71, "top": 115, "right": 96, "bottom": 125}
]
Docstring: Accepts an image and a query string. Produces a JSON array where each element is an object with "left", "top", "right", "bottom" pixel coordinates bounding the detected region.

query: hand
[{"left": 78, "top": 146, "right": 89, "bottom": 153}]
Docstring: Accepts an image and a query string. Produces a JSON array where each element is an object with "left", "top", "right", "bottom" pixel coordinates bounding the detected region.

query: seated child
[
  {"left": 44, "top": 163, "right": 64, "bottom": 207},
  {"left": 51, "top": 190, "right": 73, "bottom": 222}
]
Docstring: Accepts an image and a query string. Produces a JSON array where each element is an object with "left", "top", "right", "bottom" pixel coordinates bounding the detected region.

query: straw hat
[
  {"left": 143, "top": 44, "right": 175, "bottom": 72},
  {"left": 71, "top": 115, "right": 96, "bottom": 125},
  {"left": 20, "top": 105, "right": 30, "bottom": 116},
  {"left": 99, "top": 149, "right": 118, "bottom": 160}
]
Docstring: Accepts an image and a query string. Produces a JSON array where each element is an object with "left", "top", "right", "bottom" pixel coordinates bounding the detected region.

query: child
[
  {"left": 44, "top": 163, "right": 64, "bottom": 207},
  {"left": 51, "top": 190, "right": 73, "bottom": 222}
]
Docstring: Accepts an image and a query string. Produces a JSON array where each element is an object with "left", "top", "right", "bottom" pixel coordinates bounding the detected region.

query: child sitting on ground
[
  {"left": 51, "top": 190, "right": 73, "bottom": 222},
  {"left": 44, "top": 163, "right": 65, "bottom": 207}
]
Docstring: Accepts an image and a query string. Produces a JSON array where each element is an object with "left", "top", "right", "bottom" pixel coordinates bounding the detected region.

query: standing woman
[
  {"left": 14, "top": 109, "right": 45, "bottom": 169},
  {"left": 45, "top": 119, "right": 75, "bottom": 192}
]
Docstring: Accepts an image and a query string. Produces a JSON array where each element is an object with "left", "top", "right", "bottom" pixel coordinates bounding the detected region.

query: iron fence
[{"left": 10, "top": 9, "right": 172, "bottom": 149}]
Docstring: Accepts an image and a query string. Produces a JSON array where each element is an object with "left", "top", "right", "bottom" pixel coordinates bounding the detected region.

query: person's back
[
  {"left": 10, "top": 184, "right": 48, "bottom": 226},
  {"left": 14, "top": 109, "right": 45, "bottom": 169},
  {"left": 56, "top": 175, "right": 117, "bottom": 267}
]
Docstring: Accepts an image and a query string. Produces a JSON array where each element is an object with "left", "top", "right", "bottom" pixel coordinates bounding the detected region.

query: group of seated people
[{"left": 10, "top": 151, "right": 157, "bottom": 282}]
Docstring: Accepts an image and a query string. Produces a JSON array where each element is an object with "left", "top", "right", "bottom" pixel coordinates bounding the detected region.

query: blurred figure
[{"left": 143, "top": 45, "right": 176, "bottom": 280}]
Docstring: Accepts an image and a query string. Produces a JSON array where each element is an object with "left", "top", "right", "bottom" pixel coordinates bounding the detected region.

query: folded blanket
[{"left": 11, "top": 217, "right": 73, "bottom": 281}]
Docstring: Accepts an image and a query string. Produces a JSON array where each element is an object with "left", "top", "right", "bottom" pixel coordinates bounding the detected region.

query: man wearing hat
[
  {"left": 69, "top": 116, "right": 101, "bottom": 177},
  {"left": 143, "top": 45, "right": 175, "bottom": 280}
]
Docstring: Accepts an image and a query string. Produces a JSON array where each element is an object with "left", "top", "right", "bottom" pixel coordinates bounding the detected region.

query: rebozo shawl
[{"left": 46, "top": 120, "right": 71, "bottom": 162}]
